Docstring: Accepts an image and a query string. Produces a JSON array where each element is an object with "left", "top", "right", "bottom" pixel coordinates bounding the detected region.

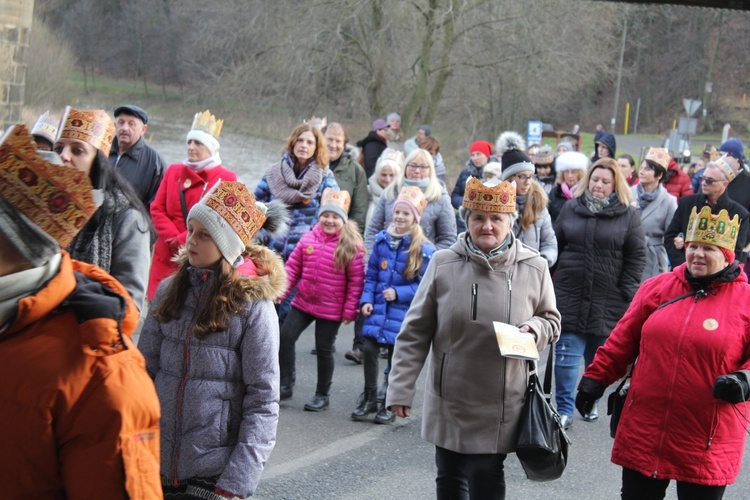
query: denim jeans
[
  {"left": 554, "top": 332, "right": 607, "bottom": 417},
  {"left": 435, "top": 446, "right": 506, "bottom": 500}
]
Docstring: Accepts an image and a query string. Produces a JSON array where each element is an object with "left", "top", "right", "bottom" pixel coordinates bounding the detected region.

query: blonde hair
[
  {"left": 402, "top": 221, "right": 432, "bottom": 280},
  {"left": 518, "top": 181, "right": 549, "bottom": 231},
  {"left": 333, "top": 219, "right": 364, "bottom": 271},
  {"left": 574, "top": 158, "right": 633, "bottom": 205},
  {"left": 384, "top": 149, "right": 443, "bottom": 202}
]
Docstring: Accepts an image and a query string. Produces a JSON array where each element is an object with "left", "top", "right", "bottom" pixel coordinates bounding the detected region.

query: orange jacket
[{"left": 0, "top": 252, "right": 162, "bottom": 499}]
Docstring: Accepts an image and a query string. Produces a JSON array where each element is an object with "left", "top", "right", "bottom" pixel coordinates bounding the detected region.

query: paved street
[{"left": 253, "top": 322, "right": 750, "bottom": 499}]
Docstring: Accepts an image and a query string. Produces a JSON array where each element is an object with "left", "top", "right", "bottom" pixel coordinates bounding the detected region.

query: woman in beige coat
[{"left": 387, "top": 177, "right": 561, "bottom": 499}]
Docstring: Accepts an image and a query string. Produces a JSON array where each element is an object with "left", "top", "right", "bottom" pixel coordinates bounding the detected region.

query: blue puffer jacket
[{"left": 360, "top": 230, "right": 435, "bottom": 345}]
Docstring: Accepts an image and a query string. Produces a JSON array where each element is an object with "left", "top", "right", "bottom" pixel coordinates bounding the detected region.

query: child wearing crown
[{"left": 139, "top": 181, "right": 289, "bottom": 499}]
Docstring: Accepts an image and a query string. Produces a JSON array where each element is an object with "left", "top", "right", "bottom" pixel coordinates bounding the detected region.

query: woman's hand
[
  {"left": 382, "top": 288, "right": 397, "bottom": 302},
  {"left": 390, "top": 405, "right": 411, "bottom": 418},
  {"left": 518, "top": 324, "right": 538, "bottom": 341},
  {"left": 361, "top": 303, "right": 373, "bottom": 316},
  {"left": 673, "top": 234, "right": 685, "bottom": 250},
  {"left": 343, "top": 319, "right": 351, "bottom": 325}
]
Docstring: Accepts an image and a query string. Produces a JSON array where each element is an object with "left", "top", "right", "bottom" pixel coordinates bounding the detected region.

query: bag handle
[{"left": 527, "top": 342, "right": 554, "bottom": 403}]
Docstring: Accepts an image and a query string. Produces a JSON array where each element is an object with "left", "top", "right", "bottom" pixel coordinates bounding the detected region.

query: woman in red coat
[
  {"left": 148, "top": 110, "right": 237, "bottom": 300},
  {"left": 576, "top": 206, "right": 750, "bottom": 499}
]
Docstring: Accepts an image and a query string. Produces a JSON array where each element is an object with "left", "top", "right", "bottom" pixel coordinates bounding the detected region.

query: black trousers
[
  {"left": 435, "top": 446, "right": 506, "bottom": 500},
  {"left": 279, "top": 307, "right": 341, "bottom": 397},
  {"left": 352, "top": 314, "right": 365, "bottom": 350},
  {"left": 362, "top": 336, "right": 393, "bottom": 391},
  {"left": 621, "top": 467, "right": 726, "bottom": 500}
]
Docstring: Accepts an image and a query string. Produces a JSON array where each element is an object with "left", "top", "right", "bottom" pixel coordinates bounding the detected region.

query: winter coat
[
  {"left": 365, "top": 185, "right": 457, "bottom": 254},
  {"left": 109, "top": 135, "right": 166, "bottom": 210},
  {"left": 283, "top": 224, "right": 365, "bottom": 322},
  {"left": 330, "top": 152, "right": 369, "bottom": 234},
  {"left": 663, "top": 159, "right": 693, "bottom": 200},
  {"left": 356, "top": 131, "right": 387, "bottom": 179},
  {"left": 631, "top": 185, "right": 677, "bottom": 280},
  {"left": 547, "top": 183, "right": 572, "bottom": 223},
  {"left": 365, "top": 175, "right": 386, "bottom": 231},
  {"left": 360, "top": 230, "right": 435, "bottom": 345},
  {"left": 583, "top": 263, "right": 750, "bottom": 486},
  {"left": 254, "top": 162, "right": 339, "bottom": 261},
  {"left": 727, "top": 169, "right": 750, "bottom": 215},
  {"left": 139, "top": 246, "right": 286, "bottom": 498},
  {"left": 148, "top": 163, "right": 237, "bottom": 300},
  {"left": 553, "top": 196, "right": 646, "bottom": 337},
  {"left": 0, "top": 252, "right": 162, "bottom": 499},
  {"left": 664, "top": 191, "right": 750, "bottom": 267},
  {"left": 513, "top": 207, "right": 558, "bottom": 268},
  {"left": 386, "top": 233, "right": 561, "bottom": 454}
]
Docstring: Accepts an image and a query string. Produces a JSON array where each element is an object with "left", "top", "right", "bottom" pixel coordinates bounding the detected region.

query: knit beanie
[
  {"left": 557, "top": 141, "right": 574, "bottom": 154},
  {"left": 482, "top": 162, "right": 503, "bottom": 181},
  {"left": 186, "top": 110, "right": 223, "bottom": 155},
  {"left": 496, "top": 131, "right": 534, "bottom": 181},
  {"left": 394, "top": 186, "right": 428, "bottom": 223},
  {"left": 470, "top": 140, "right": 492, "bottom": 158},
  {"left": 387, "top": 112, "right": 401, "bottom": 123},
  {"left": 719, "top": 138, "right": 744, "bottom": 161},
  {"left": 419, "top": 124, "right": 432, "bottom": 137},
  {"left": 556, "top": 151, "right": 589, "bottom": 172},
  {"left": 319, "top": 188, "right": 351, "bottom": 222}
]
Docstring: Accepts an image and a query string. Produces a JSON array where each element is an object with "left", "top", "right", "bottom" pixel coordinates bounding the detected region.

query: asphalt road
[{"left": 252, "top": 322, "right": 750, "bottom": 499}]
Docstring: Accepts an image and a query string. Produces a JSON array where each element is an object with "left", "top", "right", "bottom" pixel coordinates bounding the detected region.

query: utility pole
[
  {"left": 612, "top": 17, "right": 628, "bottom": 134},
  {"left": 0, "top": 0, "right": 34, "bottom": 130},
  {"left": 702, "top": 10, "right": 723, "bottom": 132}
]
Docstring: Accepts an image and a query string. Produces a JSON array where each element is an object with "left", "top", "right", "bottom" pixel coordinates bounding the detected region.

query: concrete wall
[{"left": 0, "top": 0, "right": 34, "bottom": 130}]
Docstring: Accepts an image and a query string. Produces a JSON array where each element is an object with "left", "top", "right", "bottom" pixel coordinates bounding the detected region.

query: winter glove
[
  {"left": 713, "top": 372, "right": 750, "bottom": 404},
  {"left": 64, "top": 272, "right": 126, "bottom": 325},
  {"left": 576, "top": 376, "right": 607, "bottom": 418}
]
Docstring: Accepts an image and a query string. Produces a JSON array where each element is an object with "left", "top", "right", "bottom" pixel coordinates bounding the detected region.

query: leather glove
[
  {"left": 713, "top": 372, "right": 750, "bottom": 404},
  {"left": 575, "top": 376, "right": 606, "bottom": 417}
]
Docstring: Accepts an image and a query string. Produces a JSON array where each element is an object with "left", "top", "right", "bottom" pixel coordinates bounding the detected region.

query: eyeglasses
[
  {"left": 406, "top": 163, "right": 430, "bottom": 171},
  {"left": 514, "top": 174, "right": 534, "bottom": 182},
  {"left": 699, "top": 176, "right": 725, "bottom": 186}
]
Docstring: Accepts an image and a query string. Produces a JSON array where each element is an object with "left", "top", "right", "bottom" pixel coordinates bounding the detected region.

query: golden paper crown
[
  {"left": 203, "top": 181, "right": 265, "bottom": 244},
  {"left": 320, "top": 187, "right": 351, "bottom": 215},
  {"left": 644, "top": 147, "right": 671, "bottom": 170},
  {"left": 532, "top": 145, "right": 554, "bottom": 165},
  {"left": 0, "top": 124, "right": 98, "bottom": 247},
  {"left": 30, "top": 111, "right": 58, "bottom": 145},
  {"left": 685, "top": 206, "right": 740, "bottom": 252},
  {"left": 191, "top": 110, "right": 223, "bottom": 140},
  {"left": 462, "top": 177, "right": 516, "bottom": 213},
  {"left": 713, "top": 155, "right": 737, "bottom": 182},
  {"left": 395, "top": 185, "right": 428, "bottom": 216},
  {"left": 708, "top": 146, "right": 721, "bottom": 162},
  {"left": 57, "top": 106, "right": 115, "bottom": 157}
]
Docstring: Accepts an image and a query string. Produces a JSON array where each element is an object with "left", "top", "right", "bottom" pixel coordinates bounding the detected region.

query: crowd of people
[{"left": 1, "top": 105, "right": 749, "bottom": 499}]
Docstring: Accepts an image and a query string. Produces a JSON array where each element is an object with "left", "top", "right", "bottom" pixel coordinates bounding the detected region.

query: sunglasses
[{"left": 699, "top": 176, "right": 725, "bottom": 186}]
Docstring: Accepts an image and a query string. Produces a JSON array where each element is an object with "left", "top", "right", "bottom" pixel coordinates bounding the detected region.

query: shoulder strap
[{"left": 654, "top": 290, "right": 697, "bottom": 312}]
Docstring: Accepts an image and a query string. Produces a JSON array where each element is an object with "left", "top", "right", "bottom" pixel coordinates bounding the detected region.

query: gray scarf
[
  {"left": 583, "top": 189, "right": 615, "bottom": 214},
  {"left": 0, "top": 197, "right": 59, "bottom": 268},
  {"left": 635, "top": 184, "right": 659, "bottom": 210},
  {"left": 264, "top": 152, "right": 325, "bottom": 205}
]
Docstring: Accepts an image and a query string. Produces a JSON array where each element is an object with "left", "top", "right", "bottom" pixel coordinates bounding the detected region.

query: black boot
[
  {"left": 377, "top": 372, "right": 389, "bottom": 403},
  {"left": 374, "top": 401, "right": 395, "bottom": 424},
  {"left": 351, "top": 389, "right": 378, "bottom": 421},
  {"left": 304, "top": 393, "right": 330, "bottom": 412},
  {"left": 280, "top": 372, "right": 295, "bottom": 401}
]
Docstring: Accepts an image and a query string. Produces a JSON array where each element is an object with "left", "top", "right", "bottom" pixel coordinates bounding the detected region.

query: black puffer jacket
[{"left": 553, "top": 196, "right": 646, "bottom": 337}]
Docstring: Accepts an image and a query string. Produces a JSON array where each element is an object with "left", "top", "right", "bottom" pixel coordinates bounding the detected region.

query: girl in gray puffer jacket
[{"left": 140, "top": 181, "right": 288, "bottom": 499}]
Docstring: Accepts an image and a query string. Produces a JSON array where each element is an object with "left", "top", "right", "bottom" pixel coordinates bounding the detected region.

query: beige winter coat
[{"left": 386, "top": 233, "right": 561, "bottom": 454}]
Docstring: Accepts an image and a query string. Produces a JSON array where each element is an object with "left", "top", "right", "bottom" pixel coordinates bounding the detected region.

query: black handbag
[
  {"left": 607, "top": 369, "right": 631, "bottom": 439},
  {"left": 516, "top": 349, "right": 571, "bottom": 481}
]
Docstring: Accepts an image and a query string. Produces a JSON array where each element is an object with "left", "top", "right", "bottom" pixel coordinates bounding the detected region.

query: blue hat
[
  {"left": 114, "top": 104, "right": 148, "bottom": 124},
  {"left": 719, "top": 138, "right": 744, "bottom": 160}
]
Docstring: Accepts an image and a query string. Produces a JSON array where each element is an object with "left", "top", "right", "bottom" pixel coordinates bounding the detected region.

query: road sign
[
  {"left": 683, "top": 98, "right": 702, "bottom": 117},
  {"left": 678, "top": 117, "right": 698, "bottom": 136},
  {"left": 527, "top": 121, "right": 542, "bottom": 145}
]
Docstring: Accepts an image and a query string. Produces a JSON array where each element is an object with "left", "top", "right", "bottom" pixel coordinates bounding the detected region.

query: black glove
[
  {"left": 64, "top": 272, "right": 126, "bottom": 325},
  {"left": 713, "top": 372, "right": 750, "bottom": 404},
  {"left": 575, "top": 376, "right": 606, "bottom": 417}
]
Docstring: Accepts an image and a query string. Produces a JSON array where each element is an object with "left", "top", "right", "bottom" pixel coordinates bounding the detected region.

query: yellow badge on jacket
[
  {"left": 703, "top": 318, "right": 719, "bottom": 331},
  {"left": 381, "top": 260, "right": 388, "bottom": 270},
  {"left": 306, "top": 245, "right": 314, "bottom": 255}
]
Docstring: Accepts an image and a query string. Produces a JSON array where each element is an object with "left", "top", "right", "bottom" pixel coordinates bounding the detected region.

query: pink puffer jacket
[{"left": 283, "top": 224, "right": 365, "bottom": 322}]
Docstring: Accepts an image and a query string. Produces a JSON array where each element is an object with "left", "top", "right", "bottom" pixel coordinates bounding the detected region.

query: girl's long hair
[
  {"left": 403, "top": 222, "right": 431, "bottom": 280},
  {"left": 152, "top": 253, "right": 248, "bottom": 339},
  {"left": 333, "top": 219, "right": 364, "bottom": 271},
  {"left": 384, "top": 149, "right": 443, "bottom": 202},
  {"left": 518, "top": 181, "right": 549, "bottom": 231}
]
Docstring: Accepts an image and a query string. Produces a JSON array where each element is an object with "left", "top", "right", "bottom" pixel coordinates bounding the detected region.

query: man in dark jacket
[
  {"left": 665, "top": 161, "right": 749, "bottom": 266},
  {"left": 109, "top": 104, "right": 166, "bottom": 211},
  {"left": 718, "top": 138, "right": 750, "bottom": 215},
  {"left": 356, "top": 119, "right": 389, "bottom": 179}
]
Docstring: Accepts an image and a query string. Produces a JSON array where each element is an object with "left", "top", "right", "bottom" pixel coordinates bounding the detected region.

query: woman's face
[
  {"left": 186, "top": 218, "right": 223, "bottom": 269},
  {"left": 597, "top": 143, "right": 611, "bottom": 159},
  {"left": 324, "top": 128, "right": 345, "bottom": 162},
  {"left": 319, "top": 211, "right": 344, "bottom": 235},
  {"left": 536, "top": 164, "right": 551, "bottom": 178},
  {"left": 509, "top": 172, "right": 534, "bottom": 196},
  {"left": 588, "top": 167, "right": 614, "bottom": 199},
  {"left": 54, "top": 138, "right": 97, "bottom": 175},
  {"left": 294, "top": 130, "right": 317, "bottom": 164},
  {"left": 638, "top": 161, "right": 659, "bottom": 187},
  {"left": 563, "top": 169, "right": 580, "bottom": 188},
  {"left": 617, "top": 158, "right": 634, "bottom": 180},
  {"left": 686, "top": 242, "right": 728, "bottom": 277},
  {"left": 392, "top": 204, "right": 416, "bottom": 234},
  {"left": 405, "top": 158, "right": 430, "bottom": 181},
  {"left": 470, "top": 151, "right": 489, "bottom": 168},
  {"left": 468, "top": 210, "right": 511, "bottom": 253},
  {"left": 187, "top": 139, "right": 211, "bottom": 162},
  {"left": 378, "top": 165, "right": 395, "bottom": 188}
]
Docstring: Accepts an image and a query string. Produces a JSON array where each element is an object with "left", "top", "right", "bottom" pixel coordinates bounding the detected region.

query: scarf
[
  {"left": 684, "top": 260, "right": 741, "bottom": 294},
  {"left": 0, "top": 252, "right": 61, "bottom": 329},
  {"left": 264, "top": 152, "right": 325, "bottom": 205},
  {"left": 635, "top": 184, "right": 659, "bottom": 211},
  {"left": 466, "top": 233, "right": 512, "bottom": 258},
  {"left": 184, "top": 152, "right": 222, "bottom": 172},
  {"left": 561, "top": 181, "right": 575, "bottom": 200},
  {"left": 583, "top": 189, "right": 615, "bottom": 214},
  {"left": 0, "top": 196, "right": 59, "bottom": 268},
  {"left": 404, "top": 178, "right": 430, "bottom": 191},
  {"left": 369, "top": 175, "right": 386, "bottom": 202},
  {"left": 386, "top": 224, "right": 406, "bottom": 249},
  {"left": 516, "top": 194, "right": 527, "bottom": 214},
  {"left": 67, "top": 187, "right": 131, "bottom": 272}
]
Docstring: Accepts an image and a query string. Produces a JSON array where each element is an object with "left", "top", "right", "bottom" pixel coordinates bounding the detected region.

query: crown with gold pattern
[
  {"left": 57, "top": 106, "right": 115, "bottom": 157},
  {"left": 712, "top": 155, "right": 737, "bottom": 182},
  {"left": 685, "top": 206, "right": 740, "bottom": 252},
  {"left": 644, "top": 147, "right": 671, "bottom": 170},
  {"left": 31, "top": 111, "right": 59, "bottom": 145},
  {"left": 203, "top": 181, "right": 265, "bottom": 245},
  {"left": 319, "top": 188, "right": 351, "bottom": 222},
  {"left": 462, "top": 177, "right": 516, "bottom": 213},
  {"left": 0, "top": 124, "right": 98, "bottom": 247},
  {"left": 191, "top": 110, "right": 223, "bottom": 140},
  {"left": 395, "top": 186, "right": 428, "bottom": 218}
]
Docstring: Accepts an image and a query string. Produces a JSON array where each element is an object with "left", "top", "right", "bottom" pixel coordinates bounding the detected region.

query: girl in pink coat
[{"left": 278, "top": 188, "right": 365, "bottom": 411}]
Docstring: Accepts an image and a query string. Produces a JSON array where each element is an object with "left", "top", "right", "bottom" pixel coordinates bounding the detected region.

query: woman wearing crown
[
  {"left": 148, "top": 111, "right": 237, "bottom": 301},
  {"left": 576, "top": 207, "right": 750, "bottom": 499}
]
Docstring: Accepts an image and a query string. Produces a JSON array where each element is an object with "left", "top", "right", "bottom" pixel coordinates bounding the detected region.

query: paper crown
[
  {"left": 532, "top": 145, "right": 554, "bottom": 165},
  {"left": 203, "top": 181, "right": 265, "bottom": 245},
  {"left": 713, "top": 155, "right": 737, "bottom": 182},
  {"left": 0, "top": 124, "right": 98, "bottom": 247},
  {"left": 379, "top": 148, "right": 404, "bottom": 168},
  {"left": 395, "top": 185, "right": 428, "bottom": 216},
  {"left": 685, "top": 206, "right": 740, "bottom": 252},
  {"left": 644, "top": 147, "right": 671, "bottom": 170},
  {"left": 57, "top": 106, "right": 115, "bottom": 157},
  {"left": 320, "top": 187, "right": 351, "bottom": 214},
  {"left": 191, "top": 110, "right": 223, "bottom": 140},
  {"left": 31, "top": 111, "right": 58, "bottom": 145},
  {"left": 462, "top": 177, "right": 516, "bottom": 213}
]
